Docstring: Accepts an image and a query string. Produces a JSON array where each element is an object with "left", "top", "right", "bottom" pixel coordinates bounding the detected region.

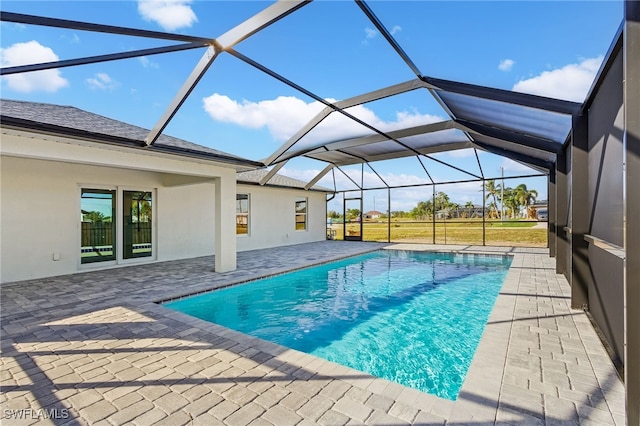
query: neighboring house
[
  {"left": 529, "top": 201, "right": 548, "bottom": 220},
  {"left": 363, "top": 210, "right": 384, "bottom": 220},
  {"left": 0, "top": 100, "right": 330, "bottom": 283}
]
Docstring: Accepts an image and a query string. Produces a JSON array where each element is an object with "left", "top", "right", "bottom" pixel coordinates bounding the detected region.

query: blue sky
[{"left": 1, "top": 0, "right": 624, "bottom": 212}]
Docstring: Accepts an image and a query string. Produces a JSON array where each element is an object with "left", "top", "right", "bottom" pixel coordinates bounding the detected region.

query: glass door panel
[
  {"left": 123, "top": 191, "right": 152, "bottom": 259},
  {"left": 344, "top": 198, "right": 362, "bottom": 241},
  {"left": 81, "top": 189, "right": 116, "bottom": 264}
]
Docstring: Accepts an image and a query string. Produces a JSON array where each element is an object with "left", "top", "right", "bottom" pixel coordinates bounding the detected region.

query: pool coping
[
  {"left": 157, "top": 247, "right": 514, "bottom": 404},
  {"left": 146, "top": 245, "right": 625, "bottom": 423},
  {"left": 142, "top": 247, "right": 532, "bottom": 422}
]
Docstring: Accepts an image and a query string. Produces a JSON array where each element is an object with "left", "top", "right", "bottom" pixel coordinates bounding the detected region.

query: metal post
[
  {"left": 387, "top": 188, "right": 391, "bottom": 243},
  {"left": 432, "top": 184, "right": 436, "bottom": 244},
  {"left": 482, "top": 180, "right": 486, "bottom": 246},
  {"left": 501, "top": 166, "right": 504, "bottom": 223},
  {"left": 548, "top": 167, "right": 557, "bottom": 256},
  {"left": 571, "top": 113, "right": 590, "bottom": 310},
  {"left": 556, "top": 147, "right": 569, "bottom": 276},
  {"left": 624, "top": 2, "right": 640, "bottom": 422},
  {"left": 444, "top": 213, "right": 447, "bottom": 244}
]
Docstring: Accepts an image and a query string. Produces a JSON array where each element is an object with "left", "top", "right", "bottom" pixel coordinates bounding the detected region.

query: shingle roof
[
  {"left": 237, "top": 169, "right": 331, "bottom": 192},
  {"left": 1, "top": 99, "right": 331, "bottom": 191},
  {"left": 0, "top": 99, "right": 262, "bottom": 168}
]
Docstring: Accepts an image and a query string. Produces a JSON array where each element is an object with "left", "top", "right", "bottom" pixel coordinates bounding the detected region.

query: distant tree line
[
  {"left": 328, "top": 180, "right": 539, "bottom": 220},
  {"left": 484, "top": 180, "right": 538, "bottom": 219}
]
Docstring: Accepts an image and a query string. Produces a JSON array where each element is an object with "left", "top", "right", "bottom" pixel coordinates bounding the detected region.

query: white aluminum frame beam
[
  {"left": 305, "top": 141, "right": 473, "bottom": 166},
  {"left": 1, "top": 42, "right": 207, "bottom": 76},
  {"left": 145, "top": 0, "right": 310, "bottom": 146},
  {"left": 145, "top": 46, "right": 219, "bottom": 145},
  {"left": 355, "top": 0, "right": 423, "bottom": 77},
  {"left": 259, "top": 161, "right": 287, "bottom": 185},
  {"left": 293, "top": 120, "right": 458, "bottom": 161},
  {"left": 216, "top": 1, "right": 309, "bottom": 48},
  {"left": 304, "top": 164, "right": 334, "bottom": 190},
  {"left": 263, "top": 79, "right": 430, "bottom": 165}
]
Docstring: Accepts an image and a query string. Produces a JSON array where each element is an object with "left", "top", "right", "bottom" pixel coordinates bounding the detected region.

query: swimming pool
[{"left": 164, "top": 249, "right": 512, "bottom": 400}]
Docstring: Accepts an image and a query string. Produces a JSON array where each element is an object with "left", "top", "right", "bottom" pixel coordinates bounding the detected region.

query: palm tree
[
  {"left": 83, "top": 210, "right": 108, "bottom": 222},
  {"left": 484, "top": 179, "right": 501, "bottom": 218},
  {"left": 514, "top": 184, "right": 538, "bottom": 205},
  {"left": 502, "top": 187, "right": 518, "bottom": 219},
  {"left": 465, "top": 201, "right": 474, "bottom": 218},
  {"left": 434, "top": 191, "right": 451, "bottom": 211},
  {"left": 514, "top": 184, "right": 538, "bottom": 218}
]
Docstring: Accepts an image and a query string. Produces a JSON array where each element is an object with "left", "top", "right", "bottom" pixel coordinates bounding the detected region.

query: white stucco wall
[
  {"left": 235, "top": 184, "right": 327, "bottom": 252},
  {"left": 0, "top": 128, "right": 245, "bottom": 283},
  {"left": 0, "top": 130, "right": 328, "bottom": 283},
  {"left": 0, "top": 156, "right": 222, "bottom": 283},
  {"left": 156, "top": 182, "right": 216, "bottom": 261}
]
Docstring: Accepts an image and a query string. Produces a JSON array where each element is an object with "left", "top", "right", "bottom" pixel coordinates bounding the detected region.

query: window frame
[
  {"left": 80, "top": 186, "right": 117, "bottom": 266},
  {"left": 236, "top": 193, "right": 250, "bottom": 236},
  {"left": 122, "top": 189, "right": 154, "bottom": 260},
  {"left": 295, "top": 197, "right": 308, "bottom": 231}
]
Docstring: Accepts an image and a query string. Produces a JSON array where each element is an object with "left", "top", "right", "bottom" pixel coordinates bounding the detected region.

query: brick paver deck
[{"left": 0, "top": 241, "right": 625, "bottom": 425}]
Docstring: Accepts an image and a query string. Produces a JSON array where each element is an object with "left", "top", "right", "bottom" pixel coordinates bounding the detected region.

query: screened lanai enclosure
[{"left": 1, "top": 1, "right": 639, "bottom": 423}]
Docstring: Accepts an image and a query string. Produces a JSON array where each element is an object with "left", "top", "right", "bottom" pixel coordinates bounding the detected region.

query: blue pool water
[{"left": 164, "top": 250, "right": 511, "bottom": 400}]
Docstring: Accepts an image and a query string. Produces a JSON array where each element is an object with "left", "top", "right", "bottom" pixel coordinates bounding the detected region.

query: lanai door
[{"left": 344, "top": 197, "right": 363, "bottom": 241}]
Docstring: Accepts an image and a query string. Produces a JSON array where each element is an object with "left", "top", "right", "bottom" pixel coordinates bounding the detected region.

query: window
[
  {"left": 236, "top": 194, "right": 249, "bottom": 235},
  {"left": 123, "top": 191, "right": 152, "bottom": 259},
  {"left": 80, "top": 187, "right": 154, "bottom": 265},
  {"left": 295, "top": 197, "right": 307, "bottom": 231},
  {"left": 81, "top": 188, "right": 116, "bottom": 264}
]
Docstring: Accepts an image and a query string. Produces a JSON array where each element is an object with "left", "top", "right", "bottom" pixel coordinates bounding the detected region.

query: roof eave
[
  {"left": 0, "top": 116, "right": 263, "bottom": 170},
  {"left": 236, "top": 179, "right": 332, "bottom": 193}
]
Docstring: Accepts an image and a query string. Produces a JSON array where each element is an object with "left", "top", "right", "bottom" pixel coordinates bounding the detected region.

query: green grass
[{"left": 330, "top": 219, "right": 547, "bottom": 247}]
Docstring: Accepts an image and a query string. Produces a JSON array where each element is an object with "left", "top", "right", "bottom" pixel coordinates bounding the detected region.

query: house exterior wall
[
  {"left": 0, "top": 155, "right": 221, "bottom": 283},
  {"left": 0, "top": 132, "right": 328, "bottom": 283},
  {"left": 235, "top": 184, "right": 327, "bottom": 252},
  {"left": 0, "top": 129, "right": 244, "bottom": 283}
]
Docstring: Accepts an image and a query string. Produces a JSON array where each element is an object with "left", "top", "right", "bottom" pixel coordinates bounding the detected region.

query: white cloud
[
  {"left": 139, "top": 56, "right": 159, "bottom": 69},
  {"left": 442, "top": 148, "right": 475, "bottom": 159},
  {"left": 1, "top": 22, "right": 27, "bottom": 31},
  {"left": 364, "top": 27, "right": 378, "bottom": 39},
  {"left": 512, "top": 56, "right": 603, "bottom": 102},
  {"left": 86, "top": 73, "right": 120, "bottom": 91},
  {"left": 202, "top": 93, "right": 444, "bottom": 144},
  {"left": 498, "top": 59, "right": 514, "bottom": 72},
  {"left": 203, "top": 94, "right": 324, "bottom": 142},
  {"left": 284, "top": 166, "right": 433, "bottom": 210},
  {"left": 317, "top": 171, "right": 485, "bottom": 211},
  {"left": 500, "top": 158, "right": 537, "bottom": 174},
  {"left": 282, "top": 166, "right": 422, "bottom": 189},
  {"left": 363, "top": 25, "right": 400, "bottom": 44},
  {"left": 61, "top": 33, "right": 80, "bottom": 44},
  {"left": 138, "top": 0, "right": 197, "bottom": 31},
  {"left": 0, "top": 40, "right": 68, "bottom": 93},
  {"left": 438, "top": 181, "right": 485, "bottom": 204}
]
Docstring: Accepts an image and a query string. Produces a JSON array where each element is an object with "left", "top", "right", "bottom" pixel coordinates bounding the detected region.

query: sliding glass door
[
  {"left": 80, "top": 189, "right": 116, "bottom": 264},
  {"left": 123, "top": 190, "right": 152, "bottom": 259},
  {"left": 80, "top": 187, "right": 154, "bottom": 265}
]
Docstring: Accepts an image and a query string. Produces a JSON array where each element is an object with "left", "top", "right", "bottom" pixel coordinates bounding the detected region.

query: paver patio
[{"left": 0, "top": 241, "right": 625, "bottom": 425}]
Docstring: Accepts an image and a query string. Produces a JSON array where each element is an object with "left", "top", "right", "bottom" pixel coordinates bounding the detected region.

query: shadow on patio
[{"left": 0, "top": 242, "right": 626, "bottom": 425}]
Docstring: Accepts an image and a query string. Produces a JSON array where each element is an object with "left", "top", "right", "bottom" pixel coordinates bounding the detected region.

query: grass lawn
[{"left": 331, "top": 219, "right": 547, "bottom": 247}]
